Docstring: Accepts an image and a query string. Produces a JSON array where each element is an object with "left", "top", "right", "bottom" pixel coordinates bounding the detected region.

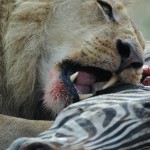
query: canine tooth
[
  {"left": 70, "top": 72, "right": 79, "bottom": 82},
  {"left": 102, "top": 74, "right": 118, "bottom": 89},
  {"left": 79, "top": 94, "right": 93, "bottom": 100}
]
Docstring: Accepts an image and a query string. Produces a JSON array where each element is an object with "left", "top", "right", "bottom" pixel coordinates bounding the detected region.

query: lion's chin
[{"left": 43, "top": 66, "right": 71, "bottom": 116}]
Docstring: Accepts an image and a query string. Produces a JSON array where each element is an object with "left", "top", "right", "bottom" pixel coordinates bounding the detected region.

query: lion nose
[{"left": 116, "top": 39, "right": 143, "bottom": 73}]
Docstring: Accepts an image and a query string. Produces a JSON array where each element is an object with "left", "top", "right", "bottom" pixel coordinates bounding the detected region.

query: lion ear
[{"left": 5, "top": 1, "right": 52, "bottom": 107}]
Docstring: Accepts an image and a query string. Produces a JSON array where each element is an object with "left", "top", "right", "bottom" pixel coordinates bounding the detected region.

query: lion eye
[{"left": 98, "top": 0, "right": 114, "bottom": 21}]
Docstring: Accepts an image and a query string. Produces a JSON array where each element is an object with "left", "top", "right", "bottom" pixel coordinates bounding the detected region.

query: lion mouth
[{"left": 60, "top": 60, "right": 119, "bottom": 102}]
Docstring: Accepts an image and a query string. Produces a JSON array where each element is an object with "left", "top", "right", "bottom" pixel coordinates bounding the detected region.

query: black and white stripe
[{"left": 7, "top": 84, "right": 150, "bottom": 150}]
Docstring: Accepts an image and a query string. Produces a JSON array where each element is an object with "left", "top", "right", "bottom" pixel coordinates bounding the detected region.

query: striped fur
[{"left": 8, "top": 85, "right": 150, "bottom": 150}]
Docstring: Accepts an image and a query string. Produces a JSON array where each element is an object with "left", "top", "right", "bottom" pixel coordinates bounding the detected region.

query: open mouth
[{"left": 60, "top": 60, "right": 119, "bottom": 102}]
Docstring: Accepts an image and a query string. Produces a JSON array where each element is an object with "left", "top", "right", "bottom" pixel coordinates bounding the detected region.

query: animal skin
[{"left": 7, "top": 84, "right": 150, "bottom": 150}]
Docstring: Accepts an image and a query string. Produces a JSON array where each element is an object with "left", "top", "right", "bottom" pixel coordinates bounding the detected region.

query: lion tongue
[{"left": 73, "top": 72, "right": 96, "bottom": 94}]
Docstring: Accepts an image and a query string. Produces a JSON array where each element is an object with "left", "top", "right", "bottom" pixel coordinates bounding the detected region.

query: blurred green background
[{"left": 128, "top": 0, "right": 150, "bottom": 40}]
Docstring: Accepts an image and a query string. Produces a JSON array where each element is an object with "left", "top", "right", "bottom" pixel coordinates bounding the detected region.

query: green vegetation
[{"left": 128, "top": 0, "right": 150, "bottom": 40}]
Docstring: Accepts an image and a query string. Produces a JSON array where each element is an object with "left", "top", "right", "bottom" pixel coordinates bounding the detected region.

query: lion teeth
[
  {"left": 70, "top": 72, "right": 79, "bottom": 82},
  {"left": 79, "top": 94, "right": 93, "bottom": 100},
  {"left": 102, "top": 74, "right": 118, "bottom": 89}
]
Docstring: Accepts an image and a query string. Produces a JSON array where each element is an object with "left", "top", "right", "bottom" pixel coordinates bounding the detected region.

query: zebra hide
[{"left": 7, "top": 43, "right": 150, "bottom": 150}]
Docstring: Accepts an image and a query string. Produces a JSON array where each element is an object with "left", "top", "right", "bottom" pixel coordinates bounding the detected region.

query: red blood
[
  {"left": 48, "top": 81, "right": 68, "bottom": 100},
  {"left": 142, "top": 77, "right": 150, "bottom": 86},
  {"left": 142, "top": 65, "right": 150, "bottom": 86},
  {"left": 143, "top": 65, "right": 150, "bottom": 76}
]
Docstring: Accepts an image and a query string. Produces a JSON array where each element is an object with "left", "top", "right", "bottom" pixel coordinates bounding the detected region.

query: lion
[
  {"left": 0, "top": 0, "right": 147, "bottom": 148},
  {"left": 1, "top": 0, "right": 146, "bottom": 119}
]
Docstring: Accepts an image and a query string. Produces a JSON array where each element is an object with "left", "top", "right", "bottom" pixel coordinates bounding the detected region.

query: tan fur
[
  {"left": 0, "top": 114, "right": 53, "bottom": 150},
  {"left": 0, "top": 0, "right": 146, "bottom": 148},
  {"left": 1, "top": 0, "right": 146, "bottom": 115},
  {"left": 1, "top": 0, "right": 52, "bottom": 118}
]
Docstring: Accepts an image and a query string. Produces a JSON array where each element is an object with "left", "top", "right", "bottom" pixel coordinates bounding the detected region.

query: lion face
[
  {"left": 5, "top": 0, "right": 144, "bottom": 118},
  {"left": 40, "top": 0, "right": 145, "bottom": 116}
]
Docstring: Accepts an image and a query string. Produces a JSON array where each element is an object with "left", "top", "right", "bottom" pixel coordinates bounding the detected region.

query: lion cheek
[{"left": 43, "top": 68, "right": 70, "bottom": 116}]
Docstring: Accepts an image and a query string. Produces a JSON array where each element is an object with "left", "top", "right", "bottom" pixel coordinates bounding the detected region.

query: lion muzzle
[{"left": 116, "top": 39, "right": 144, "bottom": 74}]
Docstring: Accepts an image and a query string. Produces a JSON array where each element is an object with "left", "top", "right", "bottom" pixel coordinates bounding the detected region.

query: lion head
[{"left": 4, "top": 0, "right": 145, "bottom": 119}]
